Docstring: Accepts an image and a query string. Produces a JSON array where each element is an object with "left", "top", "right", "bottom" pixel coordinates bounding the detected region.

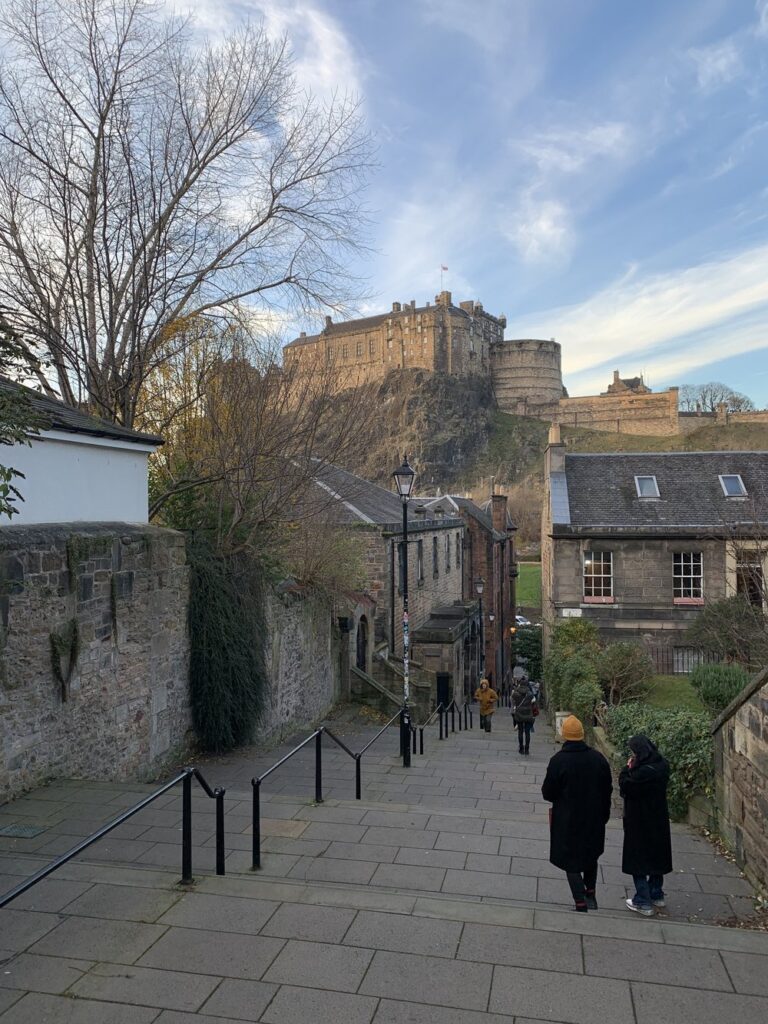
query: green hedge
[
  {"left": 603, "top": 703, "right": 713, "bottom": 819},
  {"left": 690, "top": 663, "right": 749, "bottom": 716}
]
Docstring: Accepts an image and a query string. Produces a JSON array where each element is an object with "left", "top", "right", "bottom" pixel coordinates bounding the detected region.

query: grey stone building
[{"left": 541, "top": 429, "right": 768, "bottom": 668}]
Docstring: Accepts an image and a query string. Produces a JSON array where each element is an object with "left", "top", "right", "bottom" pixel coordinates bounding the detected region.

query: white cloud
[
  {"left": 507, "top": 193, "right": 573, "bottom": 266},
  {"left": 519, "top": 122, "right": 631, "bottom": 175},
  {"left": 184, "top": 0, "right": 364, "bottom": 96},
  {"left": 756, "top": 1, "right": 768, "bottom": 38},
  {"left": 688, "top": 39, "right": 742, "bottom": 90},
  {"left": 417, "top": 0, "right": 524, "bottom": 54},
  {"left": 506, "top": 244, "right": 768, "bottom": 393}
]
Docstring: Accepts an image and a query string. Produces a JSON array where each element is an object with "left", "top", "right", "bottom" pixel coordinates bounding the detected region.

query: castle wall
[
  {"left": 554, "top": 387, "right": 680, "bottom": 435},
  {"left": 491, "top": 339, "right": 563, "bottom": 411}
]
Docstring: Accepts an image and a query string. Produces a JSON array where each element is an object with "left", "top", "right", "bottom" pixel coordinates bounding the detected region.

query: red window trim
[
  {"left": 673, "top": 597, "right": 704, "bottom": 606},
  {"left": 583, "top": 596, "right": 615, "bottom": 604}
]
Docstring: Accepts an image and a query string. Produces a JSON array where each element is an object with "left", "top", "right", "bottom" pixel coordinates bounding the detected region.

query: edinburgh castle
[{"left": 283, "top": 291, "right": 768, "bottom": 436}]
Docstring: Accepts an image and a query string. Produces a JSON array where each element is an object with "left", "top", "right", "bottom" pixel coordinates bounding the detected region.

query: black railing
[
  {"left": 0, "top": 766, "right": 225, "bottom": 910},
  {"left": 251, "top": 711, "right": 403, "bottom": 870}
]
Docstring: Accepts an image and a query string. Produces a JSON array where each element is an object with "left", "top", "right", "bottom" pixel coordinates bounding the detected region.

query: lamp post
[
  {"left": 489, "top": 611, "right": 495, "bottom": 686},
  {"left": 393, "top": 455, "right": 415, "bottom": 768},
  {"left": 475, "top": 576, "right": 485, "bottom": 680}
]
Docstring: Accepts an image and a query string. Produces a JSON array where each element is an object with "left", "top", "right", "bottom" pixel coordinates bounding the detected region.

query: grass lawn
[
  {"left": 517, "top": 562, "right": 541, "bottom": 611},
  {"left": 645, "top": 674, "right": 705, "bottom": 712}
]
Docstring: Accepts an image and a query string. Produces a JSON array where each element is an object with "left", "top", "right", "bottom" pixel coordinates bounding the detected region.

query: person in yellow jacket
[{"left": 474, "top": 678, "right": 498, "bottom": 733}]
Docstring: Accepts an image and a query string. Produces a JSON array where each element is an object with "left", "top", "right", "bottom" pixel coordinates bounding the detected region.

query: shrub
[
  {"left": 514, "top": 625, "right": 542, "bottom": 681},
  {"left": 690, "top": 663, "right": 750, "bottom": 716},
  {"left": 686, "top": 596, "right": 768, "bottom": 670},
  {"left": 603, "top": 703, "right": 713, "bottom": 819},
  {"left": 596, "top": 642, "right": 653, "bottom": 705},
  {"left": 543, "top": 650, "right": 565, "bottom": 711},
  {"left": 571, "top": 678, "right": 603, "bottom": 732},
  {"left": 188, "top": 538, "right": 268, "bottom": 752},
  {"left": 551, "top": 618, "right": 602, "bottom": 663}
]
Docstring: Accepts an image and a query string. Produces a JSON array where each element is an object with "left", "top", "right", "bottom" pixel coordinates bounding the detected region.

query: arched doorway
[{"left": 356, "top": 616, "right": 368, "bottom": 672}]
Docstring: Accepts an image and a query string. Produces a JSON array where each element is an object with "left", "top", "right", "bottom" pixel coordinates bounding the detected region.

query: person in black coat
[
  {"left": 619, "top": 734, "right": 673, "bottom": 917},
  {"left": 541, "top": 715, "right": 613, "bottom": 912}
]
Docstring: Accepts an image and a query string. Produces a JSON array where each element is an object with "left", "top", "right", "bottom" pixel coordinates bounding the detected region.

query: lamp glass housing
[{"left": 393, "top": 457, "right": 416, "bottom": 499}]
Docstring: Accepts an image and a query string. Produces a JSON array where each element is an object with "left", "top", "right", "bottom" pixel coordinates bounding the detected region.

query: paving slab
[
  {"left": 157, "top": 891, "right": 278, "bottom": 934},
  {"left": 458, "top": 921, "right": 583, "bottom": 973},
  {"left": 0, "top": 910, "right": 60, "bottom": 952},
  {"left": 632, "top": 980, "right": 768, "bottom": 1024},
  {"left": 198, "top": 978, "right": 278, "bottom": 1021},
  {"left": 721, "top": 950, "right": 768, "bottom": 995},
  {"left": 489, "top": 965, "right": 636, "bottom": 1023},
  {"left": 0, "top": 879, "right": 91, "bottom": 915},
  {"left": 325, "top": 841, "right": 399, "bottom": 864},
  {"left": 394, "top": 847, "right": 466, "bottom": 869},
  {"left": 344, "top": 909, "right": 462, "bottom": 958},
  {"left": 361, "top": 826, "right": 438, "bottom": 850},
  {"left": 61, "top": 882, "right": 180, "bottom": 922},
  {"left": 70, "top": 962, "right": 221, "bottom": 1011},
  {"left": 360, "top": 949, "right": 493, "bottom": 1011},
  {"left": 28, "top": 916, "right": 165, "bottom": 964},
  {"left": 137, "top": 926, "right": 284, "bottom": 980},
  {"left": 262, "top": 938, "right": 373, "bottom": 991},
  {"left": 583, "top": 933, "right": 734, "bottom": 990},
  {"left": 0, "top": 953, "right": 93, "bottom": 994},
  {"left": 441, "top": 868, "right": 536, "bottom": 900},
  {"left": 259, "top": 902, "right": 355, "bottom": 942},
  {"left": 370, "top": 863, "right": 446, "bottom": 892},
  {"left": 290, "top": 856, "right": 377, "bottom": 884},
  {"left": 0, "top": 991, "right": 159, "bottom": 1023},
  {"left": 261, "top": 984, "right": 378, "bottom": 1024}
]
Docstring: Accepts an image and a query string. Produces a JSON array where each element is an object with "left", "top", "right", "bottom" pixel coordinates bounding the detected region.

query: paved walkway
[{"left": 0, "top": 708, "right": 766, "bottom": 1023}]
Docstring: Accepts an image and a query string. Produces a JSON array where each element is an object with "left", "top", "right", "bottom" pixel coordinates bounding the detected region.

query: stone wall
[
  {"left": 258, "top": 587, "right": 340, "bottom": 745},
  {"left": 713, "top": 669, "right": 768, "bottom": 892},
  {"left": 0, "top": 524, "right": 190, "bottom": 802},
  {"left": 554, "top": 388, "right": 680, "bottom": 435}
]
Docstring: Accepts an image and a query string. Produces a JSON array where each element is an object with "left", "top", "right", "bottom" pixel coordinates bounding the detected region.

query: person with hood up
[
  {"left": 620, "top": 734, "right": 673, "bottom": 917},
  {"left": 541, "top": 715, "right": 613, "bottom": 912},
  {"left": 474, "top": 678, "right": 498, "bottom": 732},
  {"left": 511, "top": 676, "right": 537, "bottom": 755}
]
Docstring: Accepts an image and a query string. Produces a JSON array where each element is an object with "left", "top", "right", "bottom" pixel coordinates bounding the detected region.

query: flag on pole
[{"left": 440, "top": 264, "right": 448, "bottom": 271}]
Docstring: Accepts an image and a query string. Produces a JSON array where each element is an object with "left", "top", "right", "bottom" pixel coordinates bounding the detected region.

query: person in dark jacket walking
[
  {"left": 511, "top": 678, "right": 536, "bottom": 754},
  {"left": 620, "top": 734, "right": 673, "bottom": 917},
  {"left": 541, "top": 715, "right": 613, "bottom": 912}
]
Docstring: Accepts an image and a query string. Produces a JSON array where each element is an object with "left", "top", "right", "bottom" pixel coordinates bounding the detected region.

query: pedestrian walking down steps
[
  {"left": 620, "top": 734, "right": 673, "bottom": 917},
  {"left": 511, "top": 675, "right": 538, "bottom": 755},
  {"left": 474, "top": 678, "right": 498, "bottom": 733},
  {"left": 541, "top": 715, "right": 613, "bottom": 913}
]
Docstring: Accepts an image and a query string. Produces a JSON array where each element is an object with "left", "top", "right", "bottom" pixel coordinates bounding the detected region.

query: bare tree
[
  {"left": 0, "top": 0, "right": 372, "bottom": 427},
  {"left": 679, "top": 382, "right": 755, "bottom": 413},
  {"left": 147, "top": 329, "right": 378, "bottom": 553}
]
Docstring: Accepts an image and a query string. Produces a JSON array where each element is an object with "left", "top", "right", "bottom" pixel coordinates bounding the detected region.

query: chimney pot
[{"left": 325, "top": 315, "right": 332, "bottom": 327}]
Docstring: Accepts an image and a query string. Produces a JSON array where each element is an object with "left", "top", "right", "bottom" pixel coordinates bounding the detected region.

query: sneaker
[
  {"left": 574, "top": 902, "right": 588, "bottom": 913},
  {"left": 625, "top": 898, "right": 654, "bottom": 917},
  {"left": 651, "top": 898, "right": 666, "bottom": 908},
  {"left": 585, "top": 892, "right": 598, "bottom": 911}
]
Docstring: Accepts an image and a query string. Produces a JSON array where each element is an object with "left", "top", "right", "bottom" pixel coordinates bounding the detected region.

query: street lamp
[
  {"left": 393, "top": 455, "right": 415, "bottom": 767},
  {"left": 475, "top": 576, "right": 485, "bottom": 679}
]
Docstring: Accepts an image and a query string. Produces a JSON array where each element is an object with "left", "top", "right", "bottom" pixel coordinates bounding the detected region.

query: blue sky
[{"left": 191, "top": 0, "right": 768, "bottom": 405}]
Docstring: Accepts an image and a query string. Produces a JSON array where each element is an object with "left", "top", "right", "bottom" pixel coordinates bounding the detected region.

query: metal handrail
[
  {"left": 0, "top": 766, "right": 226, "bottom": 910},
  {"left": 356, "top": 709, "right": 402, "bottom": 757}
]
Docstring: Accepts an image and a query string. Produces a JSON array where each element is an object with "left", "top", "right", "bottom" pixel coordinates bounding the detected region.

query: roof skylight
[
  {"left": 719, "top": 474, "right": 747, "bottom": 497},
  {"left": 635, "top": 475, "right": 660, "bottom": 499}
]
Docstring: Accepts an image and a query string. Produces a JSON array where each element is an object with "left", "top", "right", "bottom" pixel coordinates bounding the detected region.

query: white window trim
[
  {"left": 634, "top": 475, "right": 660, "bottom": 498},
  {"left": 719, "top": 474, "right": 747, "bottom": 497}
]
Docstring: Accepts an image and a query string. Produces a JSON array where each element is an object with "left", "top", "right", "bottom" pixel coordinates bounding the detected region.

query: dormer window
[
  {"left": 720, "top": 474, "right": 747, "bottom": 497},
  {"left": 635, "top": 475, "right": 660, "bottom": 499}
]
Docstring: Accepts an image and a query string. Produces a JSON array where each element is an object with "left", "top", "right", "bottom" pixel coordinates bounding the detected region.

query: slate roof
[
  {"left": 558, "top": 452, "right": 768, "bottom": 532},
  {"left": 0, "top": 377, "right": 163, "bottom": 446},
  {"left": 309, "top": 459, "right": 460, "bottom": 530},
  {"left": 419, "top": 494, "right": 509, "bottom": 539}
]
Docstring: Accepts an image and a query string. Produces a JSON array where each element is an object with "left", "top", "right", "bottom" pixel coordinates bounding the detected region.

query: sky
[{"left": 188, "top": 0, "right": 768, "bottom": 405}]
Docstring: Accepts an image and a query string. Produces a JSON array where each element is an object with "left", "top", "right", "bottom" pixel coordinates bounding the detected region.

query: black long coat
[
  {"left": 619, "top": 753, "right": 673, "bottom": 875},
  {"left": 541, "top": 741, "right": 613, "bottom": 872}
]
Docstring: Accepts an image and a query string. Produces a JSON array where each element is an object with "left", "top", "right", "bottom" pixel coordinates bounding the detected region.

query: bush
[
  {"left": 690, "top": 663, "right": 749, "bottom": 716},
  {"left": 686, "top": 596, "right": 768, "bottom": 670},
  {"left": 603, "top": 703, "right": 713, "bottom": 819},
  {"left": 188, "top": 539, "right": 268, "bottom": 752},
  {"left": 571, "top": 678, "right": 603, "bottom": 731},
  {"left": 543, "top": 650, "right": 565, "bottom": 711},
  {"left": 596, "top": 642, "right": 653, "bottom": 705},
  {"left": 514, "top": 625, "right": 542, "bottom": 681},
  {"left": 551, "top": 618, "right": 601, "bottom": 663}
]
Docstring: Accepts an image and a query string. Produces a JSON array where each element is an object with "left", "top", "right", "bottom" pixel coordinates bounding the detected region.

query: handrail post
[
  {"left": 252, "top": 780, "right": 262, "bottom": 870},
  {"left": 411, "top": 726, "right": 417, "bottom": 755},
  {"left": 464, "top": 703, "right": 468, "bottom": 730},
  {"left": 215, "top": 788, "right": 226, "bottom": 876},
  {"left": 469, "top": 705, "right": 473, "bottom": 728},
  {"left": 419, "top": 727, "right": 424, "bottom": 756},
  {"left": 451, "top": 703, "right": 456, "bottom": 733},
  {"left": 439, "top": 707, "right": 444, "bottom": 740},
  {"left": 402, "top": 707, "right": 411, "bottom": 768},
  {"left": 181, "top": 770, "right": 193, "bottom": 885},
  {"left": 315, "top": 730, "right": 324, "bottom": 803},
  {"left": 355, "top": 754, "right": 362, "bottom": 800}
]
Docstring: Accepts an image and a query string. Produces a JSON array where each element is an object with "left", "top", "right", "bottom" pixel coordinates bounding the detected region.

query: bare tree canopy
[
  {"left": 679, "top": 381, "right": 755, "bottom": 413},
  {"left": 0, "top": 0, "right": 372, "bottom": 427}
]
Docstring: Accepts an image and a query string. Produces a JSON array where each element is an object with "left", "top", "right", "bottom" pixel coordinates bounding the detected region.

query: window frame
[
  {"left": 432, "top": 536, "right": 439, "bottom": 578},
  {"left": 673, "top": 551, "right": 704, "bottom": 604},
  {"left": 583, "top": 550, "right": 614, "bottom": 603},
  {"left": 417, "top": 539, "right": 424, "bottom": 584},
  {"left": 445, "top": 533, "right": 451, "bottom": 572},
  {"left": 634, "top": 475, "right": 660, "bottom": 499},
  {"left": 719, "top": 474, "right": 747, "bottom": 497}
]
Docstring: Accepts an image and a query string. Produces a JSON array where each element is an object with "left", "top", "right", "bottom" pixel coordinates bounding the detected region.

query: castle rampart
[{"left": 490, "top": 338, "right": 564, "bottom": 411}]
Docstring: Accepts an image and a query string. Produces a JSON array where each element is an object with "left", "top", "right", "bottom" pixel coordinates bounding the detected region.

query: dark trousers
[
  {"left": 566, "top": 864, "right": 598, "bottom": 904},
  {"left": 632, "top": 874, "right": 664, "bottom": 908},
  {"left": 516, "top": 721, "right": 532, "bottom": 751},
  {"left": 480, "top": 714, "right": 492, "bottom": 732}
]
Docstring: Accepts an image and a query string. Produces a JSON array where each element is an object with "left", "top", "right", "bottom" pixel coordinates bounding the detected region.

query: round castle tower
[{"left": 490, "top": 338, "right": 564, "bottom": 413}]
